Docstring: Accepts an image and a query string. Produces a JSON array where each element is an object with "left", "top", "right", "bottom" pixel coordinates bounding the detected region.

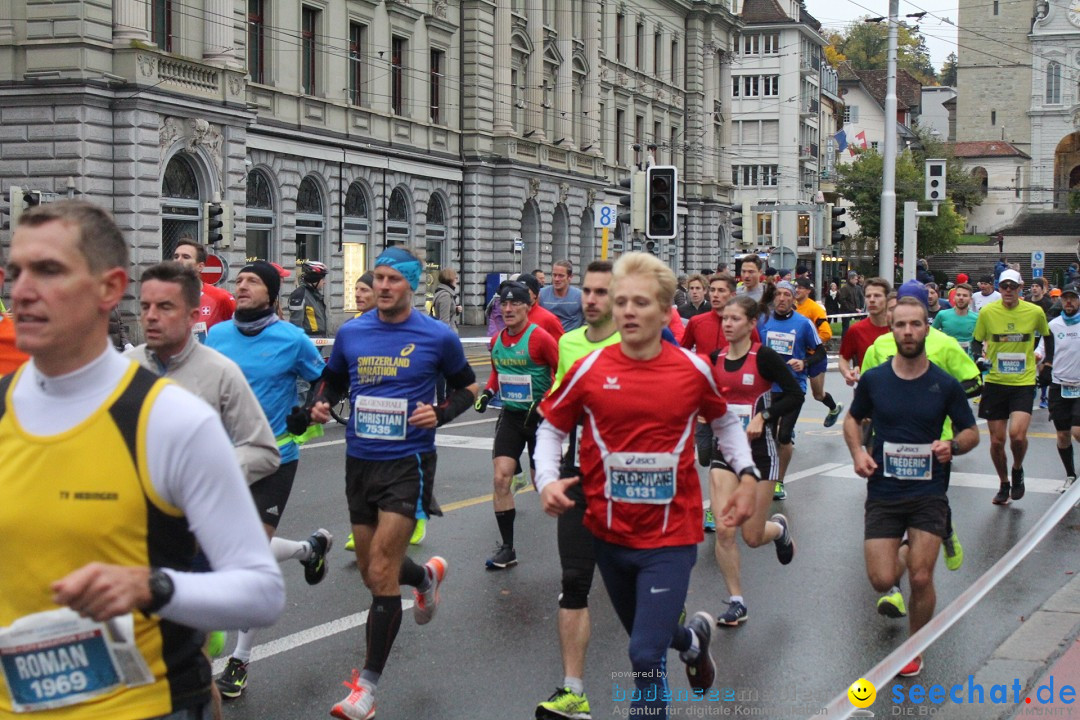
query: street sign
[
  {"left": 1032, "top": 251, "right": 1045, "bottom": 269},
  {"left": 1033, "top": 267, "right": 1044, "bottom": 279},
  {"left": 513, "top": 239, "right": 524, "bottom": 252},
  {"left": 593, "top": 203, "right": 618, "bottom": 229},
  {"left": 200, "top": 254, "right": 227, "bottom": 286},
  {"left": 769, "top": 246, "right": 797, "bottom": 270}
]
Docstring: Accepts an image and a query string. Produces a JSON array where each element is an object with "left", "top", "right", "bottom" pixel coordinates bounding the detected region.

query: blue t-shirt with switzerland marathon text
[
  {"left": 849, "top": 361, "right": 976, "bottom": 500},
  {"left": 757, "top": 311, "right": 820, "bottom": 392},
  {"left": 207, "top": 319, "right": 326, "bottom": 464},
  {"left": 329, "top": 309, "right": 469, "bottom": 460}
]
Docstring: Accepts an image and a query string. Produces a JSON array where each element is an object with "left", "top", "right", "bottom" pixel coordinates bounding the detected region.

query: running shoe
[
  {"left": 823, "top": 403, "right": 844, "bottom": 428},
  {"left": 992, "top": 483, "right": 1011, "bottom": 505},
  {"left": 511, "top": 471, "right": 531, "bottom": 494},
  {"left": 207, "top": 630, "right": 226, "bottom": 658},
  {"left": 535, "top": 687, "right": 592, "bottom": 719},
  {"left": 485, "top": 544, "right": 518, "bottom": 570},
  {"left": 942, "top": 528, "right": 964, "bottom": 571},
  {"left": 770, "top": 513, "right": 794, "bottom": 565},
  {"left": 1011, "top": 468, "right": 1026, "bottom": 500},
  {"left": 773, "top": 481, "right": 787, "bottom": 501},
  {"left": 1040, "top": 398, "right": 1049, "bottom": 410},
  {"left": 345, "top": 533, "right": 355, "bottom": 551},
  {"left": 680, "top": 612, "right": 716, "bottom": 690},
  {"left": 1060, "top": 476, "right": 1077, "bottom": 494},
  {"left": 330, "top": 669, "right": 376, "bottom": 720},
  {"left": 413, "top": 556, "right": 447, "bottom": 625},
  {"left": 215, "top": 657, "right": 248, "bottom": 699},
  {"left": 898, "top": 656, "right": 923, "bottom": 678},
  {"left": 703, "top": 508, "right": 716, "bottom": 532},
  {"left": 410, "top": 519, "right": 427, "bottom": 546},
  {"left": 716, "top": 600, "right": 748, "bottom": 626},
  {"left": 302, "top": 528, "right": 333, "bottom": 585},
  {"left": 876, "top": 591, "right": 907, "bottom": 619}
]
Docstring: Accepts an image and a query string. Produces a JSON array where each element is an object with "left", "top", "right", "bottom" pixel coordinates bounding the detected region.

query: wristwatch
[
  {"left": 738, "top": 465, "right": 762, "bottom": 481},
  {"left": 949, "top": 439, "right": 961, "bottom": 457},
  {"left": 759, "top": 409, "right": 772, "bottom": 422},
  {"left": 145, "top": 568, "right": 175, "bottom": 615}
]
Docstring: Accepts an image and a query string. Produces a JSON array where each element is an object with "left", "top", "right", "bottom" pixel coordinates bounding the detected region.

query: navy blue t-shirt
[
  {"left": 329, "top": 309, "right": 469, "bottom": 460},
  {"left": 849, "top": 361, "right": 976, "bottom": 500}
]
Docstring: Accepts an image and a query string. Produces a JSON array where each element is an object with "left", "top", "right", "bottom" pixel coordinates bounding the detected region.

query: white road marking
[
  {"left": 301, "top": 435, "right": 494, "bottom": 452},
  {"left": 783, "top": 462, "right": 847, "bottom": 483},
  {"left": 444, "top": 417, "right": 499, "bottom": 428},
  {"left": 212, "top": 600, "right": 416, "bottom": 674},
  {"left": 821, "top": 464, "right": 1062, "bottom": 495}
]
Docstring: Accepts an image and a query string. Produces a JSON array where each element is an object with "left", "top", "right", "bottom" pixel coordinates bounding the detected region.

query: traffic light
[
  {"left": 204, "top": 202, "right": 224, "bottom": 245},
  {"left": 5, "top": 186, "right": 43, "bottom": 232},
  {"left": 829, "top": 204, "right": 847, "bottom": 243},
  {"left": 644, "top": 240, "right": 658, "bottom": 256},
  {"left": 731, "top": 201, "right": 754, "bottom": 245},
  {"left": 617, "top": 171, "right": 646, "bottom": 233},
  {"left": 645, "top": 165, "right": 677, "bottom": 240},
  {"left": 925, "top": 159, "right": 947, "bottom": 202}
]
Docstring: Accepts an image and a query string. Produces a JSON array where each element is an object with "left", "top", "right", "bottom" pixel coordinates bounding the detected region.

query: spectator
[
  {"left": 837, "top": 271, "right": 863, "bottom": 333},
  {"left": 673, "top": 275, "right": 689, "bottom": 308},
  {"left": 916, "top": 258, "right": 934, "bottom": 285},
  {"left": 432, "top": 267, "right": 461, "bottom": 332},
  {"left": 532, "top": 268, "right": 547, "bottom": 287},
  {"left": 994, "top": 257, "right": 1009, "bottom": 289},
  {"left": 1068, "top": 263, "right": 1080, "bottom": 285},
  {"left": 678, "top": 274, "right": 710, "bottom": 319},
  {"left": 824, "top": 280, "right": 841, "bottom": 317}
]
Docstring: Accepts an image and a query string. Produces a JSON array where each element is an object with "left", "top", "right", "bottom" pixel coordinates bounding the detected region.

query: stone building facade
[{"left": 0, "top": 0, "right": 748, "bottom": 328}]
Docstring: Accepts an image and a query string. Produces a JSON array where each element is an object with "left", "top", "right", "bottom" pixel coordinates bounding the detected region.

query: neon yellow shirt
[
  {"left": 973, "top": 300, "right": 1050, "bottom": 386},
  {"left": 551, "top": 326, "right": 621, "bottom": 392}
]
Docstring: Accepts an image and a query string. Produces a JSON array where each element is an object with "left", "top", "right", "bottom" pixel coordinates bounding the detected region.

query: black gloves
[
  {"left": 475, "top": 389, "right": 495, "bottom": 413},
  {"left": 1039, "top": 364, "right": 1053, "bottom": 387},
  {"left": 286, "top": 405, "right": 311, "bottom": 436}
]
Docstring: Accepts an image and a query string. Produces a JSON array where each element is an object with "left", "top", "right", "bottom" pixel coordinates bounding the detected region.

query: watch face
[{"left": 1070, "top": 0, "right": 1080, "bottom": 26}]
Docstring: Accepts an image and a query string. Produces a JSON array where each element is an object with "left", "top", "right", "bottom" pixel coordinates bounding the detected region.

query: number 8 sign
[{"left": 594, "top": 203, "right": 618, "bottom": 229}]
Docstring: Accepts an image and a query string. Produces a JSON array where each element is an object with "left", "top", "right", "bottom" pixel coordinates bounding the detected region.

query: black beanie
[{"left": 238, "top": 261, "right": 282, "bottom": 304}]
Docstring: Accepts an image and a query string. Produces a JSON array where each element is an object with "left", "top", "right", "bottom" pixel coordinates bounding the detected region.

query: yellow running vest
[{"left": 0, "top": 363, "right": 209, "bottom": 719}]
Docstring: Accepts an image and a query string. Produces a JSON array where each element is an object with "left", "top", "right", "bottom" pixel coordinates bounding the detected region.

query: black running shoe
[
  {"left": 485, "top": 544, "right": 518, "bottom": 570},
  {"left": 681, "top": 612, "right": 716, "bottom": 691},
  {"left": 302, "top": 528, "right": 333, "bottom": 585},
  {"left": 992, "top": 483, "right": 1011, "bottom": 505},
  {"left": 215, "top": 657, "right": 249, "bottom": 699},
  {"left": 1011, "top": 468, "right": 1026, "bottom": 500},
  {"left": 770, "top": 513, "right": 794, "bottom": 565}
]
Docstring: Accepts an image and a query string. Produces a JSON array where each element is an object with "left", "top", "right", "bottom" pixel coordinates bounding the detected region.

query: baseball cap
[
  {"left": 998, "top": 268, "right": 1023, "bottom": 286},
  {"left": 896, "top": 279, "right": 929, "bottom": 309},
  {"left": 498, "top": 282, "right": 532, "bottom": 305},
  {"left": 518, "top": 273, "right": 541, "bottom": 297},
  {"left": 1051, "top": 288, "right": 1063, "bottom": 298},
  {"left": 794, "top": 277, "right": 813, "bottom": 290},
  {"left": 1062, "top": 284, "right": 1080, "bottom": 297}
]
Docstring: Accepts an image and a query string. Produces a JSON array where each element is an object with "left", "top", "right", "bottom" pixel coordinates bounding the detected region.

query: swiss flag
[{"left": 849, "top": 131, "right": 868, "bottom": 156}]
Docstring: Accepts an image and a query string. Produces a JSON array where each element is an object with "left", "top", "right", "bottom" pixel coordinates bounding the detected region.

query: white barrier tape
[
  {"left": 311, "top": 338, "right": 334, "bottom": 347},
  {"left": 826, "top": 312, "right": 869, "bottom": 320},
  {"left": 814, "top": 478, "right": 1080, "bottom": 720}
]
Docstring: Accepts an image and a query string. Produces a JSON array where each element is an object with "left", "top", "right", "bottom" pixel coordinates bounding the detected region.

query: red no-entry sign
[{"left": 200, "top": 254, "right": 227, "bottom": 286}]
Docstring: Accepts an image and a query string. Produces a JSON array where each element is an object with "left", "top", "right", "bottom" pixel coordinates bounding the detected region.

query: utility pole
[{"left": 878, "top": 0, "right": 900, "bottom": 281}]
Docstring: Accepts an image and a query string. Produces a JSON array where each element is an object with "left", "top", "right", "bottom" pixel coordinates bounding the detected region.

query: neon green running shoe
[
  {"left": 410, "top": 518, "right": 427, "bottom": 546},
  {"left": 703, "top": 508, "right": 716, "bottom": 532},
  {"left": 536, "top": 686, "right": 591, "bottom": 719},
  {"left": 511, "top": 471, "right": 531, "bottom": 494},
  {"left": 942, "top": 528, "right": 964, "bottom": 571},
  {"left": 877, "top": 591, "right": 907, "bottom": 618},
  {"left": 773, "top": 481, "right": 787, "bottom": 501},
  {"left": 345, "top": 533, "right": 355, "bottom": 551},
  {"left": 207, "top": 630, "right": 226, "bottom": 658}
]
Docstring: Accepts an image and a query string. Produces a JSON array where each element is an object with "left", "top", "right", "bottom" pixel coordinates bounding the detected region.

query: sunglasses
[{"left": 1000, "top": 282, "right": 1020, "bottom": 290}]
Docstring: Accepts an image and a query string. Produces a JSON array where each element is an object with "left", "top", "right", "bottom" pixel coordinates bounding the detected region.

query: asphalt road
[{"left": 212, "top": 367, "right": 1080, "bottom": 720}]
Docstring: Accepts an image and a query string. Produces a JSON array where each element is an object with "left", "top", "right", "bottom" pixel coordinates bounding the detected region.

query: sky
[{"left": 805, "top": 0, "right": 960, "bottom": 71}]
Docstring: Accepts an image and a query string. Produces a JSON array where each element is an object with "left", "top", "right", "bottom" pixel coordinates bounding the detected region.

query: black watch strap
[{"left": 145, "top": 568, "right": 175, "bottom": 615}]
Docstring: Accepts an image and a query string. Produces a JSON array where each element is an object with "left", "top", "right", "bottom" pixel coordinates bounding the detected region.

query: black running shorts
[
  {"left": 864, "top": 494, "right": 949, "bottom": 540},
  {"left": 1049, "top": 384, "right": 1080, "bottom": 431},
  {"left": 710, "top": 431, "right": 779, "bottom": 482},
  {"left": 977, "top": 382, "right": 1036, "bottom": 421},
  {"left": 345, "top": 452, "right": 441, "bottom": 526},
  {"left": 492, "top": 407, "right": 540, "bottom": 466},
  {"left": 250, "top": 460, "right": 299, "bottom": 529}
]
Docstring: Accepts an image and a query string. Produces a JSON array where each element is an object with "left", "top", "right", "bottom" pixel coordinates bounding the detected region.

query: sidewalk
[{"left": 932, "top": 573, "right": 1080, "bottom": 719}]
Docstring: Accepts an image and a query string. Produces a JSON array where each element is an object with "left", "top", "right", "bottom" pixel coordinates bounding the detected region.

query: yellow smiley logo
[
  {"left": 400, "top": 343, "right": 415, "bottom": 357},
  {"left": 848, "top": 678, "right": 876, "bottom": 709}
]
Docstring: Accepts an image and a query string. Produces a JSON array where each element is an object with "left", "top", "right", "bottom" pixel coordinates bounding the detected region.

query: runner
[
  {"left": 971, "top": 274, "right": 1001, "bottom": 312},
  {"left": 932, "top": 282, "right": 979, "bottom": 357},
  {"left": 844, "top": 297, "right": 979, "bottom": 678},
  {"left": 972, "top": 268, "right": 1051, "bottom": 505},
  {"left": 736, "top": 255, "right": 765, "bottom": 302},
  {"left": 307, "top": 246, "right": 478, "bottom": 719},
  {"left": 474, "top": 281, "right": 559, "bottom": 569},
  {"left": 1034, "top": 283, "right": 1080, "bottom": 493},
  {"left": 794, "top": 277, "right": 843, "bottom": 427},
  {"left": 534, "top": 261, "right": 621, "bottom": 720},
  {"left": 1028, "top": 277, "right": 1054, "bottom": 408},
  {"left": 758, "top": 280, "right": 823, "bottom": 500},
  {"left": 838, "top": 278, "right": 891, "bottom": 386},
  {"left": 288, "top": 260, "right": 330, "bottom": 338},
  {"left": 519, "top": 273, "right": 566, "bottom": 341},
  {"left": 1, "top": 200, "right": 283, "bottom": 719},
  {"left": 539, "top": 260, "right": 585, "bottom": 331},
  {"left": 710, "top": 296, "right": 802, "bottom": 627},
  {"left": 172, "top": 236, "right": 235, "bottom": 339},
  {"left": 0, "top": 263, "right": 29, "bottom": 376},
  {"left": 535, "top": 252, "right": 757, "bottom": 717},
  {"left": 207, "top": 261, "right": 334, "bottom": 700}
]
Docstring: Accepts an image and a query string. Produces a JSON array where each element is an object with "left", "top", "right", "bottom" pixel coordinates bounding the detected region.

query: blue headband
[{"left": 374, "top": 246, "right": 422, "bottom": 290}]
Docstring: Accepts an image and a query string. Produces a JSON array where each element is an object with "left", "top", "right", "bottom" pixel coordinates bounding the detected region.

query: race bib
[
  {"left": 958, "top": 341, "right": 971, "bottom": 352},
  {"left": 996, "top": 353, "right": 1027, "bottom": 375},
  {"left": 1062, "top": 384, "right": 1080, "bottom": 399},
  {"left": 0, "top": 609, "right": 153, "bottom": 713},
  {"left": 728, "top": 404, "right": 753, "bottom": 431},
  {"left": 765, "top": 330, "right": 796, "bottom": 356},
  {"left": 742, "top": 373, "right": 755, "bottom": 386},
  {"left": 498, "top": 374, "right": 533, "bottom": 404},
  {"left": 603, "top": 452, "right": 678, "bottom": 504},
  {"left": 883, "top": 442, "right": 933, "bottom": 481},
  {"left": 192, "top": 322, "right": 208, "bottom": 344},
  {"left": 353, "top": 396, "right": 408, "bottom": 440}
]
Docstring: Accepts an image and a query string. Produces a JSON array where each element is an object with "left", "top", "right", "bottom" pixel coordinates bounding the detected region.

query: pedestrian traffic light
[
  {"left": 645, "top": 165, "right": 677, "bottom": 240},
  {"left": 204, "top": 201, "right": 224, "bottom": 245},
  {"left": 731, "top": 201, "right": 754, "bottom": 245},
  {"left": 829, "top": 204, "right": 847, "bottom": 243},
  {"left": 617, "top": 171, "right": 646, "bottom": 233}
]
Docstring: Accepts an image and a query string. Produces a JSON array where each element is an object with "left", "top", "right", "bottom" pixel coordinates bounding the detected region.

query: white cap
[{"left": 999, "top": 268, "right": 1023, "bottom": 285}]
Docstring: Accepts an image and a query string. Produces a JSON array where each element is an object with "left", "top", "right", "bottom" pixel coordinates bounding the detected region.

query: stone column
[
  {"left": 525, "top": 0, "right": 546, "bottom": 139},
  {"left": 583, "top": 0, "right": 601, "bottom": 151},
  {"left": 494, "top": 0, "right": 514, "bottom": 133},
  {"left": 113, "top": 0, "right": 150, "bottom": 43},
  {"left": 554, "top": 0, "right": 573, "bottom": 148},
  {"left": 203, "top": 0, "right": 238, "bottom": 66}
]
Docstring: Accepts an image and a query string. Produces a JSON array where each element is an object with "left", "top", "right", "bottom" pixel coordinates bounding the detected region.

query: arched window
[
  {"left": 344, "top": 182, "right": 372, "bottom": 312},
  {"left": 245, "top": 170, "right": 275, "bottom": 262},
  {"left": 296, "top": 176, "right": 324, "bottom": 264},
  {"left": 161, "top": 154, "right": 203, "bottom": 260},
  {"left": 1047, "top": 61, "right": 1062, "bottom": 104},
  {"left": 972, "top": 167, "right": 989, "bottom": 197},
  {"left": 425, "top": 195, "right": 448, "bottom": 274},
  {"left": 387, "top": 187, "right": 411, "bottom": 246}
]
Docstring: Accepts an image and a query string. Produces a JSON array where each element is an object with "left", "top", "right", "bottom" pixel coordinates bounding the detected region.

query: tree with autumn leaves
[{"left": 825, "top": 17, "right": 939, "bottom": 85}]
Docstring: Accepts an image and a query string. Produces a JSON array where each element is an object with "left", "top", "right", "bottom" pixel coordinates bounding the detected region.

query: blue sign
[{"left": 1033, "top": 268, "right": 1044, "bottom": 278}]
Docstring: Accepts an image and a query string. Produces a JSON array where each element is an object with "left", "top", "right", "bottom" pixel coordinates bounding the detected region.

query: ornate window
[
  {"left": 1047, "top": 61, "right": 1062, "bottom": 104},
  {"left": 245, "top": 170, "right": 275, "bottom": 262},
  {"left": 160, "top": 154, "right": 202, "bottom": 260},
  {"left": 425, "top": 195, "right": 448, "bottom": 270},
  {"left": 296, "top": 176, "right": 324, "bottom": 263},
  {"left": 387, "top": 187, "right": 411, "bottom": 245}
]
